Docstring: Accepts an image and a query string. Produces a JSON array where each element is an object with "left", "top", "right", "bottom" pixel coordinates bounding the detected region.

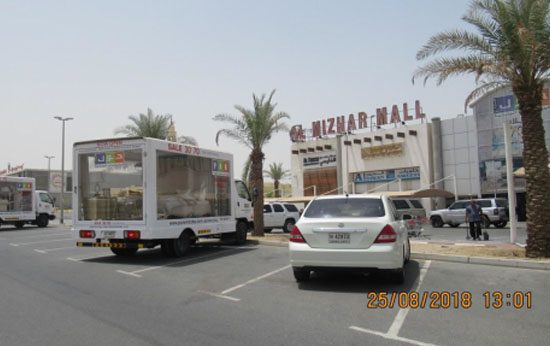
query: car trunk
[{"left": 299, "top": 217, "right": 388, "bottom": 249}]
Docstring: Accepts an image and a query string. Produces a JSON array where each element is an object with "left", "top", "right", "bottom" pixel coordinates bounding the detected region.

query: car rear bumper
[{"left": 289, "top": 242, "right": 403, "bottom": 270}]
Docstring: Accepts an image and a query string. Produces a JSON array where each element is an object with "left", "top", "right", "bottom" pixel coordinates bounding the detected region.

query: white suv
[{"left": 263, "top": 202, "right": 301, "bottom": 233}]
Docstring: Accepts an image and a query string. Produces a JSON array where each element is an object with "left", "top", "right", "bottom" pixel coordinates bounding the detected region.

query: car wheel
[
  {"left": 264, "top": 228, "right": 272, "bottom": 233},
  {"left": 110, "top": 247, "right": 138, "bottom": 256},
  {"left": 292, "top": 267, "right": 310, "bottom": 282},
  {"left": 283, "top": 219, "right": 295, "bottom": 233},
  {"left": 172, "top": 231, "right": 191, "bottom": 257},
  {"left": 494, "top": 221, "right": 507, "bottom": 228},
  {"left": 481, "top": 215, "right": 491, "bottom": 229},
  {"left": 36, "top": 214, "right": 49, "bottom": 228},
  {"left": 449, "top": 223, "right": 460, "bottom": 228},
  {"left": 430, "top": 216, "right": 444, "bottom": 228}
]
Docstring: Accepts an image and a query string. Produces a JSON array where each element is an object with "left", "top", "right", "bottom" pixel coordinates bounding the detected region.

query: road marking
[
  {"left": 350, "top": 260, "right": 433, "bottom": 345},
  {"left": 9, "top": 238, "right": 72, "bottom": 246},
  {"left": 349, "top": 326, "right": 439, "bottom": 346},
  {"left": 220, "top": 264, "right": 291, "bottom": 295},
  {"left": 198, "top": 290, "right": 241, "bottom": 302},
  {"left": 115, "top": 248, "right": 236, "bottom": 278},
  {"left": 33, "top": 246, "right": 75, "bottom": 254}
]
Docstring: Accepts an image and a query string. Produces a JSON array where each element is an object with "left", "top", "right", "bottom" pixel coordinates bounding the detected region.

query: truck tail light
[
  {"left": 124, "top": 230, "right": 141, "bottom": 239},
  {"left": 374, "top": 225, "right": 397, "bottom": 243},
  {"left": 79, "top": 230, "right": 95, "bottom": 238},
  {"left": 290, "top": 226, "right": 306, "bottom": 243}
]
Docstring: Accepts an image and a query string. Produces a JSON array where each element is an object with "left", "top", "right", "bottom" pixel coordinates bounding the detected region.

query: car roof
[{"left": 310, "top": 194, "right": 385, "bottom": 201}]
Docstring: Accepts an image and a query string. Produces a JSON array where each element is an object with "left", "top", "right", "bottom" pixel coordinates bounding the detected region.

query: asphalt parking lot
[{"left": 1, "top": 224, "right": 548, "bottom": 346}]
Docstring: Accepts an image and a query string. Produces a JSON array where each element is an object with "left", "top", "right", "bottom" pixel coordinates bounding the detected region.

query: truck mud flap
[{"left": 76, "top": 242, "right": 144, "bottom": 249}]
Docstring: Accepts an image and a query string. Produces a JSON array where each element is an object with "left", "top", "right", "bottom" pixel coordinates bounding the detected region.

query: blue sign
[
  {"left": 95, "top": 153, "right": 106, "bottom": 165},
  {"left": 354, "top": 167, "right": 420, "bottom": 184},
  {"left": 493, "top": 95, "right": 516, "bottom": 114}
]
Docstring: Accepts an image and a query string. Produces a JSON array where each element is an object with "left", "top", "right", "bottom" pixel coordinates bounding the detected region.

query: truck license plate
[
  {"left": 101, "top": 231, "right": 116, "bottom": 239},
  {"left": 328, "top": 233, "right": 350, "bottom": 244}
]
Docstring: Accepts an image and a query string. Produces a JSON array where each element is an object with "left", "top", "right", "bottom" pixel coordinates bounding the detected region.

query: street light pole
[
  {"left": 44, "top": 155, "right": 55, "bottom": 192},
  {"left": 54, "top": 116, "right": 74, "bottom": 224}
]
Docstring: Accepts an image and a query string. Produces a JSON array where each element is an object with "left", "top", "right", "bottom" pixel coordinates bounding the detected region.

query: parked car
[
  {"left": 391, "top": 198, "right": 426, "bottom": 220},
  {"left": 263, "top": 202, "right": 301, "bottom": 233},
  {"left": 429, "top": 198, "right": 509, "bottom": 228},
  {"left": 289, "top": 194, "right": 410, "bottom": 283}
]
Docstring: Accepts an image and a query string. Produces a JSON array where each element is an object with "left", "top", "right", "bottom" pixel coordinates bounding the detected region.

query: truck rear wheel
[
  {"left": 36, "top": 214, "right": 49, "bottom": 228},
  {"left": 172, "top": 231, "right": 191, "bottom": 257}
]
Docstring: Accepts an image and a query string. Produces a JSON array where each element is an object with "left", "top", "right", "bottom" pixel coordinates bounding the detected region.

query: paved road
[{"left": 0, "top": 224, "right": 548, "bottom": 346}]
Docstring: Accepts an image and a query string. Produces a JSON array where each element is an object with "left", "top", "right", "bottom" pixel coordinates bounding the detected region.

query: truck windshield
[{"left": 77, "top": 149, "right": 143, "bottom": 221}]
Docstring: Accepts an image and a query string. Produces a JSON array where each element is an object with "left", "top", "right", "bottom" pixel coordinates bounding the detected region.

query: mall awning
[{"left": 379, "top": 188, "right": 455, "bottom": 198}]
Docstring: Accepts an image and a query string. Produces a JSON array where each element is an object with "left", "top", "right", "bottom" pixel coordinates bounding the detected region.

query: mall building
[{"left": 289, "top": 84, "right": 550, "bottom": 220}]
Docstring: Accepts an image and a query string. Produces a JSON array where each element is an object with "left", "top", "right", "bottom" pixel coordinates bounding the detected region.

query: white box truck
[
  {"left": 72, "top": 137, "right": 253, "bottom": 257},
  {"left": 0, "top": 176, "right": 56, "bottom": 228}
]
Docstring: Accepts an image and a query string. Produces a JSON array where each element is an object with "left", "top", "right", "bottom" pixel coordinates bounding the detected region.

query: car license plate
[
  {"left": 101, "top": 231, "right": 116, "bottom": 239},
  {"left": 328, "top": 232, "right": 350, "bottom": 244}
]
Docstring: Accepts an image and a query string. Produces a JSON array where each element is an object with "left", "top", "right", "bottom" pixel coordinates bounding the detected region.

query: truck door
[{"left": 272, "top": 203, "right": 285, "bottom": 227}]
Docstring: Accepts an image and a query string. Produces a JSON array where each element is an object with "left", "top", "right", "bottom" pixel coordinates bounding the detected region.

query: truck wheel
[
  {"left": 235, "top": 220, "right": 248, "bottom": 245},
  {"left": 430, "top": 216, "right": 444, "bottom": 228},
  {"left": 36, "top": 214, "right": 49, "bottom": 228},
  {"left": 15, "top": 221, "right": 25, "bottom": 229},
  {"left": 110, "top": 248, "right": 138, "bottom": 256},
  {"left": 161, "top": 240, "right": 176, "bottom": 257},
  {"left": 283, "top": 219, "right": 295, "bottom": 233},
  {"left": 172, "top": 231, "right": 191, "bottom": 257},
  {"left": 481, "top": 215, "right": 491, "bottom": 229}
]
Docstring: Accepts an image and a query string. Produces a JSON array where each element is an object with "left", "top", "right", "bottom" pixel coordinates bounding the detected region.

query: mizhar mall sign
[{"left": 290, "top": 100, "right": 426, "bottom": 142}]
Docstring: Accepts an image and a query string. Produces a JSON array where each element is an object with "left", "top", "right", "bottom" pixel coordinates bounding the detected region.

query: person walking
[{"left": 465, "top": 199, "right": 482, "bottom": 240}]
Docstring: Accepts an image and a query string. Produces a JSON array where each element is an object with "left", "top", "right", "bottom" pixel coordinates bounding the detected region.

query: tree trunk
[
  {"left": 249, "top": 149, "right": 265, "bottom": 237},
  {"left": 514, "top": 83, "right": 550, "bottom": 258},
  {"left": 274, "top": 180, "right": 280, "bottom": 198}
]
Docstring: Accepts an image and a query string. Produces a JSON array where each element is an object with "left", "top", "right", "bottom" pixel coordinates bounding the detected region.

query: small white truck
[
  {"left": 72, "top": 137, "right": 253, "bottom": 257},
  {"left": 0, "top": 176, "right": 56, "bottom": 228}
]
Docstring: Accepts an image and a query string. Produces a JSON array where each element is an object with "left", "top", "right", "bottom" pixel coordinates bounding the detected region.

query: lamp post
[
  {"left": 44, "top": 155, "right": 55, "bottom": 192},
  {"left": 54, "top": 116, "right": 74, "bottom": 224}
]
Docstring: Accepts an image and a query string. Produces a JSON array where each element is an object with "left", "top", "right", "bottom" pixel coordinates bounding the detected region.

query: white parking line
[
  {"left": 197, "top": 290, "right": 241, "bottom": 302},
  {"left": 220, "top": 264, "right": 291, "bottom": 295},
  {"left": 10, "top": 238, "right": 73, "bottom": 246},
  {"left": 350, "top": 260, "right": 434, "bottom": 345},
  {"left": 349, "top": 326, "right": 438, "bottom": 346},
  {"left": 34, "top": 246, "right": 76, "bottom": 254}
]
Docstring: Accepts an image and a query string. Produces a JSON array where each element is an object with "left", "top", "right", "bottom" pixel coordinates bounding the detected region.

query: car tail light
[
  {"left": 374, "top": 225, "right": 397, "bottom": 243},
  {"left": 289, "top": 226, "right": 306, "bottom": 243},
  {"left": 124, "top": 230, "right": 141, "bottom": 239},
  {"left": 79, "top": 230, "right": 95, "bottom": 238}
]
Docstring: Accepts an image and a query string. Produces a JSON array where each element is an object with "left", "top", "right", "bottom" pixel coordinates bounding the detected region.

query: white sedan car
[{"left": 289, "top": 194, "right": 410, "bottom": 283}]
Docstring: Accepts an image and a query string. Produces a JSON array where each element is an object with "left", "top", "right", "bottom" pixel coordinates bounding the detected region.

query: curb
[{"left": 251, "top": 239, "right": 550, "bottom": 271}]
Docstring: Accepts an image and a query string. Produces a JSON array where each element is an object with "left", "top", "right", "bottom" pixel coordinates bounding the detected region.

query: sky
[{"left": 0, "top": 0, "right": 477, "bottom": 180}]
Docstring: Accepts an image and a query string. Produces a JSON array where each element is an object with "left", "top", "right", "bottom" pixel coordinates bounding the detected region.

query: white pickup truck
[{"left": 0, "top": 176, "right": 56, "bottom": 228}]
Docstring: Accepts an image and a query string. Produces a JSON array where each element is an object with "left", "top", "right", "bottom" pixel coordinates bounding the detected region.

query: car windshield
[{"left": 304, "top": 198, "right": 385, "bottom": 218}]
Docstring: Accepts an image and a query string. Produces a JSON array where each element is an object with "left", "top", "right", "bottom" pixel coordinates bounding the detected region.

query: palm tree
[
  {"left": 214, "top": 90, "right": 290, "bottom": 237},
  {"left": 413, "top": 0, "right": 550, "bottom": 257},
  {"left": 264, "top": 162, "right": 290, "bottom": 198},
  {"left": 114, "top": 108, "right": 171, "bottom": 139}
]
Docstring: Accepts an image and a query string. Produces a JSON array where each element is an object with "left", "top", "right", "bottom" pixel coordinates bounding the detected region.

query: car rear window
[
  {"left": 304, "top": 198, "right": 385, "bottom": 218},
  {"left": 410, "top": 200, "right": 423, "bottom": 208},
  {"left": 284, "top": 204, "right": 299, "bottom": 212},
  {"left": 392, "top": 200, "right": 410, "bottom": 210}
]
